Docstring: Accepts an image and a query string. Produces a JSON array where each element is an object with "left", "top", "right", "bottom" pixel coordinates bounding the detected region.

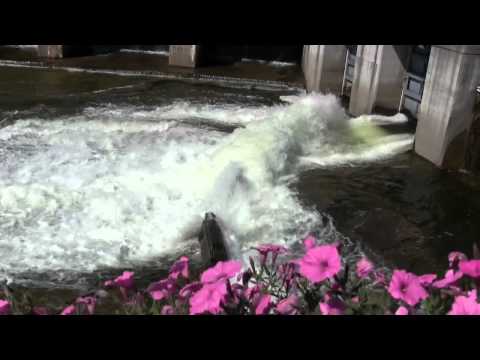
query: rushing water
[{"left": 0, "top": 58, "right": 479, "bottom": 290}]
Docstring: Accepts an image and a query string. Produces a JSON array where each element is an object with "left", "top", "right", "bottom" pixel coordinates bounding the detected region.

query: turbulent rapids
[{"left": 0, "top": 93, "right": 414, "bottom": 284}]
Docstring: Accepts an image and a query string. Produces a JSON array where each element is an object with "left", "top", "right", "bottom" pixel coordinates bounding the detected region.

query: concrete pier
[
  {"left": 414, "top": 45, "right": 480, "bottom": 169},
  {"left": 302, "top": 45, "right": 347, "bottom": 94},
  {"left": 169, "top": 45, "right": 200, "bottom": 68},
  {"left": 37, "top": 45, "right": 64, "bottom": 59},
  {"left": 349, "top": 45, "right": 411, "bottom": 116}
]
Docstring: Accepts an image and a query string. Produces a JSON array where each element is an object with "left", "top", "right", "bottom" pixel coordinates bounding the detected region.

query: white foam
[
  {"left": 120, "top": 49, "right": 170, "bottom": 56},
  {"left": 349, "top": 113, "right": 409, "bottom": 126},
  {"left": 3, "top": 45, "right": 38, "bottom": 49},
  {"left": 0, "top": 93, "right": 413, "bottom": 279},
  {"left": 81, "top": 102, "right": 276, "bottom": 127},
  {"left": 241, "top": 58, "right": 297, "bottom": 67}
]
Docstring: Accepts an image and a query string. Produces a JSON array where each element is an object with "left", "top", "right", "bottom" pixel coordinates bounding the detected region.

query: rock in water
[{"left": 198, "top": 213, "right": 229, "bottom": 267}]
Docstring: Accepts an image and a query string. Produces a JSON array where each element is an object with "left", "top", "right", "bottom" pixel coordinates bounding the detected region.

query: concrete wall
[
  {"left": 302, "top": 45, "right": 347, "bottom": 94},
  {"left": 349, "top": 45, "right": 411, "bottom": 116},
  {"left": 169, "top": 45, "right": 199, "bottom": 68},
  {"left": 415, "top": 45, "right": 480, "bottom": 169},
  {"left": 37, "top": 45, "right": 64, "bottom": 59}
]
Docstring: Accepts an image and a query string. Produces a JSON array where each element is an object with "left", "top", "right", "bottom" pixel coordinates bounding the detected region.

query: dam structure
[{"left": 27, "top": 45, "right": 480, "bottom": 172}]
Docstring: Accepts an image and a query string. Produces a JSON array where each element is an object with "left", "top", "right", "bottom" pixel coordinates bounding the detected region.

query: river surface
[{"left": 1, "top": 49, "right": 480, "bottom": 293}]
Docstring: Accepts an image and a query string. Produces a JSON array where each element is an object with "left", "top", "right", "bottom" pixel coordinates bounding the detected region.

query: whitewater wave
[{"left": 0, "top": 93, "right": 413, "bottom": 281}]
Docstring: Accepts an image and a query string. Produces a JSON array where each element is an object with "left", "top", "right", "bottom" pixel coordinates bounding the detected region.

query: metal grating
[
  {"left": 399, "top": 45, "right": 431, "bottom": 117},
  {"left": 341, "top": 45, "right": 358, "bottom": 97}
]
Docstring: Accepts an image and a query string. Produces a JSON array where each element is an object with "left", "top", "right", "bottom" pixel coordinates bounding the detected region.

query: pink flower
[
  {"left": 161, "top": 305, "right": 175, "bottom": 315},
  {"left": 279, "top": 261, "right": 299, "bottom": 286},
  {"left": 388, "top": 270, "right": 429, "bottom": 306},
  {"left": 230, "top": 283, "right": 245, "bottom": 304},
  {"left": 147, "top": 278, "right": 176, "bottom": 302},
  {"left": 459, "top": 260, "right": 480, "bottom": 279},
  {"left": 395, "top": 306, "right": 409, "bottom": 315},
  {"left": 169, "top": 256, "right": 189, "bottom": 280},
  {"left": 61, "top": 305, "right": 76, "bottom": 315},
  {"left": 275, "top": 295, "right": 299, "bottom": 315},
  {"left": 331, "top": 241, "right": 343, "bottom": 253},
  {"left": 104, "top": 280, "right": 114, "bottom": 288},
  {"left": 254, "top": 244, "right": 288, "bottom": 266},
  {"left": 418, "top": 274, "right": 437, "bottom": 286},
  {"left": 319, "top": 294, "right": 345, "bottom": 315},
  {"left": 356, "top": 257, "right": 374, "bottom": 279},
  {"left": 179, "top": 282, "right": 203, "bottom": 299},
  {"left": 76, "top": 296, "right": 96, "bottom": 315},
  {"left": 255, "top": 294, "right": 273, "bottom": 315},
  {"left": 32, "top": 307, "right": 49, "bottom": 315},
  {"left": 448, "top": 252, "right": 467, "bottom": 268},
  {"left": 190, "top": 282, "right": 228, "bottom": 315},
  {"left": 448, "top": 290, "right": 480, "bottom": 315},
  {"left": 373, "top": 271, "right": 387, "bottom": 287},
  {"left": 299, "top": 245, "right": 341, "bottom": 284},
  {"left": 0, "top": 300, "right": 11, "bottom": 315},
  {"left": 351, "top": 296, "right": 360, "bottom": 304},
  {"left": 433, "top": 269, "right": 463, "bottom": 289},
  {"left": 200, "top": 260, "right": 242, "bottom": 284},
  {"left": 114, "top": 271, "right": 135, "bottom": 289},
  {"left": 303, "top": 235, "right": 317, "bottom": 251},
  {"left": 245, "top": 285, "right": 261, "bottom": 302}
]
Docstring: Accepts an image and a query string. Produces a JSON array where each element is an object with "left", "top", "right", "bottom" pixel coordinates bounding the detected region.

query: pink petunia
[
  {"left": 278, "top": 261, "right": 299, "bottom": 286},
  {"left": 169, "top": 256, "right": 189, "bottom": 280},
  {"left": 299, "top": 245, "right": 341, "bottom": 284},
  {"left": 179, "top": 282, "right": 203, "bottom": 299},
  {"left": 459, "top": 260, "right": 480, "bottom": 279},
  {"left": 275, "top": 295, "right": 299, "bottom": 315},
  {"left": 76, "top": 296, "right": 97, "bottom": 315},
  {"left": 245, "top": 285, "right": 261, "bottom": 302},
  {"left": 418, "top": 274, "right": 437, "bottom": 286},
  {"left": 331, "top": 241, "right": 343, "bottom": 252},
  {"left": 60, "top": 305, "right": 76, "bottom": 315},
  {"left": 448, "top": 252, "right": 467, "bottom": 268},
  {"left": 388, "top": 270, "right": 429, "bottom": 307},
  {"left": 432, "top": 269, "right": 463, "bottom": 289},
  {"left": 395, "top": 306, "right": 409, "bottom": 315},
  {"left": 230, "top": 283, "right": 245, "bottom": 305},
  {"left": 161, "top": 305, "right": 175, "bottom": 315},
  {"left": 255, "top": 294, "right": 273, "bottom": 315},
  {"left": 254, "top": 244, "right": 288, "bottom": 266},
  {"left": 356, "top": 257, "right": 374, "bottom": 279},
  {"left": 448, "top": 289, "right": 480, "bottom": 315},
  {"left": 190, "top": 281, "right": 228, "bottom": 315},
  {"left": 0, "top": 300, "right": 11, "bottom": 315},
  {"left": 113, "top": 271, "right": 135, "bottom": 289},
  {"left": 373, "top": 271, "right": 387, "bottom": 287},
  {"left": 319, "top": 294, "right": 345, "bottom": 315},
  {"left": 147, "top": 278, "right": 177, "bottom": 302},
  {"left": 104, "top": 280, "right": 114, "bottom": 288},
  {"left": 200, "top": 260, "right": 242, "bottom": 284},
  {"left": 303, "top": 235, "right": 317, "bottom": 251}
]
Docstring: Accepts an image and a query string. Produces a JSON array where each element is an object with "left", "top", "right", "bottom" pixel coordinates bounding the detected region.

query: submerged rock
[{"left": 198, "top": 213, "right": 229, "bottom": 268}]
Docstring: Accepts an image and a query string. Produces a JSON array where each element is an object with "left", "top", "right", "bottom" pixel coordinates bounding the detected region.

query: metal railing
[
  {"left": 341, "top": 50, "right": 357, "bottom": 97},
  {"left": 399, "top": 72, "right": 426, "bottom": 116}
]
